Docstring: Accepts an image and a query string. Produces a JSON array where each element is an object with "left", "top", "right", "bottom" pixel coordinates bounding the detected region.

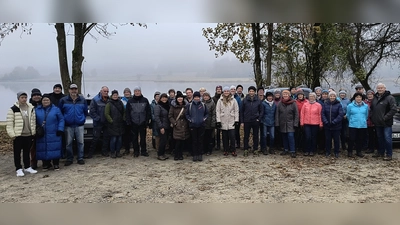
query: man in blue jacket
[
  {"left": 58, "top": 84, "right": 88, "bottom": 166},
  {"left": 86, "top": 86, "right": 110, "bottom": 158}
]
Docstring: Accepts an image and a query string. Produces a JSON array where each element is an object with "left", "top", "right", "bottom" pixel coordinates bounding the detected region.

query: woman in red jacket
[{"left": 300, "top": 92, "right": 323, "bottom": 156}]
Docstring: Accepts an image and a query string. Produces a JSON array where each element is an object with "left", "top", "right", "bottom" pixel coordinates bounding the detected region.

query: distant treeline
[{"left": 0, "top": 66, "right": 40, "bottom": 81}]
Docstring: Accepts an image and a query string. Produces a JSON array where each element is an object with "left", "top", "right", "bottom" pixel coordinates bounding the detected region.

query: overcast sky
[{"left": 0, "top": 23, "right": 252, "bottom": 78}]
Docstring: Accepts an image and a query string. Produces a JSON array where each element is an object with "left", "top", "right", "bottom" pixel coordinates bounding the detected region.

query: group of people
[{"left": 6, "top": 82, "right": 397, "bottom": 177}]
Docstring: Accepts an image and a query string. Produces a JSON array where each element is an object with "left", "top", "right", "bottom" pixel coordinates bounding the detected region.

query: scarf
[
  {"left": 265, "top": 99, "right": 274, "bottom": 107},
  {"left": 281, "top": 97, "right": 295, "bottom": 105},
  {"left": 309, "top": 100, "right": 316, "bottom": 104},
  {"left": 159, "top": 100, "right": 170, "bottom": 112}
]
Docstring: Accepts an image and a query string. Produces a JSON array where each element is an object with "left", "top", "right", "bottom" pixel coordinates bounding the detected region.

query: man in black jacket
[{"left": 371, "top": 83, "right": 397, "bottom": 161}]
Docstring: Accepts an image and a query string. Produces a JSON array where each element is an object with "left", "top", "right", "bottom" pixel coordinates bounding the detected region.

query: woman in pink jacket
[{"left": 300, "top": 92, "right": 323, "bottom": 156}]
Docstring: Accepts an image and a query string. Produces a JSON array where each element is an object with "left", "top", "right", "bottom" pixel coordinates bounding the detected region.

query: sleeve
[
  {"left": 332, "top": 104, "right": 344, "bottom": 125},
  {"left": 56, "top": 107, "right": 65, "bottom": 132},
  {"left": 211, "top": 103, "right": 216, "bottom": 127},
  {"left": 169, "top": 107, "right": 176, "bottom": 125},
  {"left": 6, "top": 108, "right": 16, "bottom": 138},
  {"left": 234, "top": 100, "right": 239, "bottom": 122},
  {"left": 154, "top": 105, "right": 162, "bottom": 129},
  {"left": 89, "top": 98, "right": 100, "bottom": 121},
  {"left": 321, "top": 104, "right": 328, "bottom": 125},
  {"left": 185, "top": 104, "right": 191, "bottom": 122},
  {"left": 384, "top": 96, "right": 398, "bottom": 121},
  {"left": 293, "top": 103, "right": 299, "bottom": 127},
  {"left": 31, "top": 107, "right": 36, "bottom": 135},
  {"left": 125, "top": 100, "right": 131, "bottom": 125},
  {"left": 203, "top": 104, "right": 208, "bottom": 121},
  {"left": 275, "top": 104, "right": 279, "bottom": 127},
  {"left": 258, "top": 101, "right": 264, "bottom": 121},
  {"left": 318, "top": 104, "right": 323, "bottom": 127},
  {"left": 146, "top": 100, "right": 152, "bottom": 123},
  {"left": 300, "top": 104, "right": 305, "bottom": 126},
  {"left": 240, "top": 99, "right": 245, "bottom": 123},
  {"left": 216, "top": 100, "right": 221, "bottom": 123},
  {"left": 104, "top": 103, "right": 113, "bottom": 124}
]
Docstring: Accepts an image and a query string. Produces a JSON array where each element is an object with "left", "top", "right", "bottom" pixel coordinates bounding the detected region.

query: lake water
[{"left": 0, "top": 78, "right": 255, "bottom": 121}]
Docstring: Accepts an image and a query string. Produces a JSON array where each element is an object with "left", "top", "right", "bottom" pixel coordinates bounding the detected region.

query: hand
[
  {"left": 241, "top": 123, "right": 244, "bottom": 127},
  {"left": 56, "top": 130, "right": 64, "bottom": 136},
  {"left": 235, "top": 122, "right": 239, "bottom": 127},
  {"left": 216, "top": 122, "right": 222, "bottom": 129},
  {"left": 160, "top": 128, "right": 165, "bottom": 134}
]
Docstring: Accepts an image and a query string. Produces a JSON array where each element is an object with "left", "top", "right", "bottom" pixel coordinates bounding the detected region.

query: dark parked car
[
  {"left": 265, "top": 86, "right": 312, "bottom": 99},
  {"left": 84, "top": 98, "right": 94, "bottom": 145},
  {"left": 391, "top": 93, "right": 400, "bottom": 143}
]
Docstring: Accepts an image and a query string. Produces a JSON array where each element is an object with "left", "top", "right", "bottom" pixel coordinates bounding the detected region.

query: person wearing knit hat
[
  {"left": 53, "top": 84, "right": 63, "bottom": 90},
  {"left": 222, "top": 86, "right": 230, "bottom": 92},
  {"left": 314, "top": 86, "right": 322, "bottom": 100},
  {"left": 202, "top": 90, "right": 216, "bottom": 156},
  {"left": 236, "top": 84, "right": 245, "bottom": 101},
  {"left": 273, "top": 89, "right": 281, "bottom": 105},
  {"left": 17, "top": 91, "right": 27, "bottom": 100},
  {"left": 346, "top": 91, "right": 368, "bottom": 158},
  {"left": 30, "top": 88, "right": 42, "bottom": 108},
  {"left": 150, "top": 91, "right": 161, "bottom": 151},
  {"left": 260, "top": 91, "right": 276, "bottom": 155},
  {"left": 229, "top": 85, "right": 243, "bottom": 149},
  {"left": 216, "top": 85, "right": 222, "bottom": 91},
  {"left": 193, "top": 91, "right": 201, "bottom": 99},
  {"left": 154, "top": 91, "right": 161, "bottom": 98},
  {"left": 338, "top": 89, "right": 351, "bottom": 153},
  {"left": 122, "top": 88, "right": 132, "bottom": 109},
  {"left": 212, "top": 86, "right": 223, "bottom": 150},
  {"left": 121, "top": 87, "right": 133, "bottom": 155},
  {"left": 46, "top": 84, "right": 65, "bottom": 107},
  {"left": 105, "top": 89, "right": 125, "bottom": 158},
  {"left": 175, "top": 91, "right": 184, "bottom": 100},
  {"left": 133, "top": 86, "right": 141, "bottom": 92},
  {"left": 364, "top": 89, "right": 376, "bottom": 154}
]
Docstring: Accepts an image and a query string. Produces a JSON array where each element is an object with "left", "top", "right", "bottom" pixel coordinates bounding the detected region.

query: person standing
[
  {"left": 87, "top": 86, "right": 110, "bottom": 158},
  {"left": 241, "top": 86, "right": 264, "bottom": 156},
  {"left": 364, "top": 90, "right": 376, "bottom": 154},
  {"left": 186, "top": 91, "right": 208, "bottom": 162},
  {"left": 168, "top": 89, "right": 176, "bottom": 105},
  {"left": 216, "top": 86, "right": 239, "bottom": 157},
  {"left": 346, "top": 93, "right": 368, "bottom": 158},
  {"left": 58, "top": 84, "right": 88, "bottom": 166},
  {"left": 371, "top": 83, "right": 397, "bottom": 161},
  {"left": 260, "top": 92, "right": 276, "bottom": 155},
  {"left": 295, "top": 89, "right": 308, "bottom": 152},
  {"left": 202, "top": 91, "right": 216, "bottom": 156},
  {"left": 29, "top": 88, "right": 42, "bottom": 169},
  {"left": 185, "top": 88, "right": 194, "bottom": 103},
  {"left": 35, "top": 95, "right": 64, "bottom": 171},
  {"left": 236, "top": 84, "right": 245, "bottom": 101},
  {"left": 230, "top": 85, "right": 242, "bottom": 149},
  {"left": 321, "top": 91, "right": 344, "bottom": 158},
  {"left": 121, "top": 88, "right": 133, "bottom": 155},
  {"left": 6, "top": 91, "right": 38, "bottom": 177},
  {"left": 169, "top": 91, "right": 190, "bottom": 160},
  {"left": 105, "top": 90, "right": 125, "bottom": 158},
  {"left": 300, "top": 92, "right": 322, "bottom": 156},
  {"left": 275, "top": 90, "right": 299, "bottom": 158},
  {"left": 338, "top": 90, "right": 351, "bottom": 152},
  {"left": 154, "top": 93, "right": 171, "bottom": 160},
  {"left": 126, "top": 86, "right": 152, "bottom": 157},
  {"left": 150, "top": 91, "right": 161, "bottom": 150}
]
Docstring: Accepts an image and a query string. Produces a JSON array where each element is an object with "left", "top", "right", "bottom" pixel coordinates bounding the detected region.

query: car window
[{"left": 394, "top": 95, "right": 400, "bottom": 107}]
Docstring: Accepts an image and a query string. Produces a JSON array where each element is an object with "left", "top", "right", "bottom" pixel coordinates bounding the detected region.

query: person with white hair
[{"left": 300, "top": 92, "right": 322, "bottom": 156}]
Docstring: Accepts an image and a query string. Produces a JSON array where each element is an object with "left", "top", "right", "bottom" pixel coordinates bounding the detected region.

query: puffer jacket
[
  {"left": 261, "top": 100, "right": 276, "bottom": 127},
  {"left": 126, "top": 95, "right": 151, "bottom": 126},
  {"left": 275, "top": 100, "right": 299, "bottom": 133},
  {"left": 364, "top": 99, "right": 374, "bottom": 127},
  {"left": 58, "top": 95, "right": 88, "bottom": 127},
  {"left": 296, "top": 98, "right": 308, "bottom": 115},
  {"left": 371, "top": 91, "right": 397, "bottom": 127},
  {"left": 203, "top": 98, "right": 216, "bottom": 129},
  {"left": 89, "top": 92, "right": 109, "bottom": 127},
  {"left": 346, "top": 101, "right": 368, "bottom": 129},
  {"left": 216, "top": 95, "right": 239, "bottom": 130},
  {"left": 300, "top": 101, "right": 323, "bottom": 127},
  {"left": 35, "top": 104, "right": 64, "bottom": 160},
  {"left": 185, "top": 100, "right": 208, "bottom": 128},
  {"left": 105, "top": 99, "right": 125, "bottom": 136},
  {"left": 154, "top": 104, "right": 170, "bottom": 130},
  {"left": 169, "top": 102, "right": 190, "bottom": 140},
  {"left": 240, "top": 94, "right": 264, "bottom": 123},
  {"left": 6, "top": 102, "right": 36, "bottom": 138},
  {"left": 322, "top": 99, "right": 344, "bottom": 130},
  {"left": 150, "top": 99, "right": 159, "bottom": 136}
]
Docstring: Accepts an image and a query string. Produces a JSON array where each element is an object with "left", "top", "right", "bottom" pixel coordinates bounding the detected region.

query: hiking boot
[
  {"left": 356, "top": 152, "right": 364, "bottom": 158},
  {"left": 101, "top": 152, "right": 109, "bottom": 157},
  {"left": 64, "top": 161, "right": 73, "bottom": 166},
  {"left": 334, "top": 153, "right": 339, "bottom": 158},
  {"left": 253, "top": 150, "right": 260, "bottom": 156},
  {"left": 193, "top": 155, "right": 198, "bottom": 162},
  {"left": 42, "top": 164, "right": 52, "bottom": 171},
  {"left": 141, "top": 152, "right": 149, "bottom": 157},
  {"left": 110, "top": 153, "right": 116, "bottom": 159},
  {"left": 77, "top": 160, "right": 85, "bottom": 165},
  {"left": 54, "top": 165, "right": 60, "bottom": 171},
  {"left": 348, "top": 152, "right": 354, "bottom": 158},
  {"left": 24, "top": 167, "right": 38, "bottom": 174},
  {"left": 262, "top": 148, "right": 268, "bottom": 155},
  {"left": 304, "top": 152, "right": 310, "bottom": 156},
  {"left": 372, "top": 153, "right": 383, "bottom": 158},
  {"left": 290, "top": 152, "right": 297, "bottom": 158},
  {"left": 280, "top": 151, "right": 289, "bottom": 156},
  {"left": 269, "top": 148, "right": 276, "bottom": 154},
  {"left": 383, "top": 156, "right": 393, "bottom": 161},
  {"left": 325, "top": 152, "right": 331, "bottom": 158},
  {"left": 116, "top": 153, "right": 122, "bottom": 158},
  {"left": 16, "top": 169, "right": 24, "bottom": 177},
  {"left": 243, "top": 150, "right": 248, "bottom": 157},
  {"left": 198, "top": 155, "right": 203, "bottom": 161},
  {"left": 157, "top": 155, "right": 169, "bottom": 161}
]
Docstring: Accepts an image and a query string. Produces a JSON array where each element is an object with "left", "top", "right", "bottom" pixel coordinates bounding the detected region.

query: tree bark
[
  {"left": 252, "top": 23, "right": 262, "bottom": 87},
  {"left": 55, "top": 23, "right": 70, "bottom": 94},
  {"left": 72, "top": 23, "right": 86, "bottom": 94},
  {"left": 311, "top": 23, "right": 322, "bottom": 89},
  {"left": 265, "top": 23, "right": 273, "bottom": 86}
]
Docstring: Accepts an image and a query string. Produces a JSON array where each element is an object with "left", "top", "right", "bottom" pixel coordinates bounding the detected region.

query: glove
[
  {"left": 56, "top": 130, "right": 64, "bottom": 136},
  {"left": 216, "top": 122, "right": 222, "bottom": 129},
  {"left": 235, "top": 122, "right": 239, "bottom": 127}
]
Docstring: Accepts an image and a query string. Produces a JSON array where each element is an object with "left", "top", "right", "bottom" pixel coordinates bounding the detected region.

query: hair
[
  {"left": 199, "top": 87, "right": 206, "bottom": 92},
  {"left": 185, "top": 88, "right": 193, "bottom": 93},
  {"left": 308, "top": 92, "right": 317, "bottom": 99},
  {"left": 376, "top": 83, "right": 386, "bottom": 88}
]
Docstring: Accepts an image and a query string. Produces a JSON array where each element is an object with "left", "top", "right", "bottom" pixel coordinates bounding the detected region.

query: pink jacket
[{"left": 300, "top": 101, "right": 323, "bottom": 127}]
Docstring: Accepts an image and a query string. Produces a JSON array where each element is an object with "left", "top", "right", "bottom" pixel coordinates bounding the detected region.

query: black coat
[{"left": 371, "top": 91, "right": 397, "bottom": 127}]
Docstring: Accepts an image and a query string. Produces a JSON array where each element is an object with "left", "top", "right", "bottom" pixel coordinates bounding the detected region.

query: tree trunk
[
  {"left": 265, "top": 23, "right": 273, "bottom": 86},
  {"left": 71, "top": 23, "right": 85, "bottom": 94},
  {"left": 252, "top": 23, "right": 262, "bottom": 87},
  {"left": 55, "top": 23, "right": 70, "bottom": 94},
  {"left": 311, "top": 23, "right": 321, "bottom": 89}
]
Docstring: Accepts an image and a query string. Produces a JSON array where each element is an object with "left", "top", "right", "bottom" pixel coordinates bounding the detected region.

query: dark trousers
[
  {"left": 89, "top": 124, "right": 109, "bottom": 155},
  {"left": 132, "top": 124, "right": 147, "bottom": 154},
  {"left": 158, "top": 129, "right": 170, "bottom": 156},
  {"left": 244, "top": 121, "right": 260, "bottom": 150},
  {"left": 215, "top": 128, "right": 222, "bottom": 149},
  {"left": 274, "top": 126, "right": 282, "bottom": 150},
  {"left": 190, "top": 127, "right": 205, "bottom": 156},
  {"left": 295, "top": 126, "right": 304, "bottom": 152},
  {"left": 30, "top": 139, "right": 37, "bottom": 167},
  {"left": 325, "top": 129, "right": 340, "bottom": 154},
  {"left": 304, "top": 125, "right": 319, "bottom": 153},
  {"left": 348, "top": 127, "right": 367, "bottom": 154},
  {"left": 203, "top": 128, "right": 214, "bottom": 154},
  {"left": 317, "top": 127, "right": 326, "bottom": 152},
  {"left": 367, "top": 126, "right": 377, "bottom": 151},
  {"left": 13, "top": 136, "right": 33, "bottom": 170},
  {"left": 340, "top": 119, "right": 349, "bottom": 150},
  {"left": 235, "top": 124, "right": 240, "bottom": 147},
  {"left": 123, "top": 124, "right": 133, "bottom": 153},
  {"left": 43, "top": 159, "right": 60, "bottom": 167},
  {"left": 168, "top": 127, "right": 176, "bottom": 153},
  {"left": 222, "top": 129, "right": 235, "bottom": 152},
  {"left": 175, "top": 140, "right": 185, "bottom": 158}
]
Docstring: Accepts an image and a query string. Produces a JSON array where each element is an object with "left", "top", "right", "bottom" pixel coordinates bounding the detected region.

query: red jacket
[
  {"left": 300, "top": 101, "right": 323, "bottom": 127},
  {"left": 296, "top": 98, "right": 308, "bottom": 116}
]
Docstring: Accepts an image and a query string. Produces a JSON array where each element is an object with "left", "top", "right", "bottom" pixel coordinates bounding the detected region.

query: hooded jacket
[
  {"left": 321, "top": 99, "right": 344, "bottom": 130},
  {"left": 6, "top": 102, "right": 36, "bottom": 138},
  {"left": 216, "top": 95, "right": 239, "bottom": 130}
]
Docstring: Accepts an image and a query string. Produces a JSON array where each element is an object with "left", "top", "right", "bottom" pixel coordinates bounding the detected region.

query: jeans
[
  {"left": 89, "top": 123, "right": 109, "bottom": 155},
  {"left": 158, "top": 129, "right": 169, "bottom": 156},
  {"left": 304, "top": 125, "right": 319, "bottom": 153},
  {"left": 190, "top": 127, "right": 205, "bottom": 155},
  {"left": 110, "top": 135, "right": 122, "bottom": 155},
  {"left": 65, "top": 126, "right": 84, "bottom": 162},
  {"left": 132, "top": 123, "right": 147, "bottom": 154},
  {"left": 222, "top": 129, "right": 235, "bottom": 152},
  {"left": 375, "top": 126, "right": 393, "bottom": 156},
  {"left": 244, "top": 121, "right": 260, "bottom": 150},
  {"left": 261, "top": 125, "right": 275, "bottom": 150},
  {"left": 13, "top": 136, "right": 33, "bottom": 170},
  {"left": 325, "top": 129, "right": 340, "bottom": 154},
  {"left": 348, "top": 128, "right": 367, "bottom": 154},
  {"left": 282, "top": 132, "right": 295, "bottom": 153}
]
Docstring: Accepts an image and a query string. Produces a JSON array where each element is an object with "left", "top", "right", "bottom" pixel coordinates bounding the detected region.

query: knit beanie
[
  {"left": 230, "top": 85, "right": 236, "bottom": 90},
  {"left": 111, "top": 90, "right": 119, "bottom": 96},
  {"left": 193, "top": 91, "right": 201, "bottom": 98},
  {"left": 134, "top": 86, "right": 141, "bottom": 91},
  {"left": 154, "top": 91, "right": 161, "bottom": 98},
  {"left": 176, "top": 91, "right": 184, "bottom": 99},
  {"left": 53, "top": 84, "right": 62, "bottom": 90},
  {"left": 329, "top": 91, "right": 337, "bottom": 97},
  {"left": 17, "top": 91, "right": 27, "bottom": 99},
  {"left": 223, "top": 86, "right": 230, "bottom": 92},
  {"left": 123, "top": 88, "right": 132, "bottom": 94},
  {"left": 31, "top": 88, "right": 42, "bottom": 97},
  {"left": 216, "top": 85, "right": 222, "bottom": 91},
  {"left": 236, "top": 84, "right": 243, "bottom": 90}
]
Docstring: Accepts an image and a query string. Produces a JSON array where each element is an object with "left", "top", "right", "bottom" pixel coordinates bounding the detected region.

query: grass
[{"left": 0, "top": 125, "right": 5, "bottom": 131}]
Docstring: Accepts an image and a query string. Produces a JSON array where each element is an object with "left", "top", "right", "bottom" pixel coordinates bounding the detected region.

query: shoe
[
  {"left": 325, "top": 152, "right": 331, "bottom": 157},
  {"left": 157, "top": 155, "right": 169, "bottom": 160},
  {"left": 232, "top": 151, "right": 237, "bottom": 157},
  {"left": 334, "top": 153, "right": 339, "bottom": 158},
  {"left": 206, "top": 152, "right": 210, "bottom": 156},
  {"left": 116, "top": 153, "right": 122, "bottom": 158},
  {"left": 372, "top": 153, "right": 383, "bottom": 158},
  {"left": 383, "top": 156, "right": 393, "bottom": 161},
  {"left": 101, "top": 152, "right": 109, "bottom": 157},
  {"left": 133, "top": 153, "right": 139, "bottom": 158},
  {"left": 356, "top": 153, "right": 364, "bottom": 158},
  {"left": 110, "top": 154, "right": 116, "bottom": 159},
  {"left": 83, "top": 154, "right": 93, "bottom": 159},
  {"left": 77, "top": 160, "right": 85, "bottom": 165},
  {"left": 269, "top": 148, "right": 276, "bottom": 154},
  {"left": 54, "top": 165, "right": 60, "bottom": 171},
  {"left": 123, "top": 151, "right": 130, "bottom": 156},
  {"left": 174, "top": 156, "right": 179, "bottom": 160},
  {"left": 243, "top": 150, "right": 248, "bottom": 157},
  {"left": 223, "top": 151, "right": 228, "bottom": 156},
  {"left": 31, "top": 164, "right": 37, "bottom": 170},
  {"left": 16, "top": 169, "right": 25, "bottom": 177},
  {"left": 262, "top": 149, "right": 268, "bottom": 155},
  {"left": 64, "top": 161, "right": 73, "bottom": 166},
  {"left": 178, "top": 156, "right": 184, "bottom": 160},
  {"left": 348, "top": 152, "right": 354, "bottom": 158},
  {"left": 193, "top": 155, "right": 198, "bottom": 162},
  {"left": 304, "top": 152, "right": 310, "bottom": 156},
  {"left": 309, "top": 152, "right": 314, "bottom": 156},
  {"left": 141, "top": 152, "right": 149, "bottom": 157},
  {"left": 198, "top": 155, "right": 203, "bottom": 161},
  {"left": 42, "top": 164, "right": 52, "bottom": 171},
  {"left": 290, "top": 153, "right": 296, "bottom": 158},
  {"left": 365, "top": 149, "right": 374, "bottom": 154},
  {"left": 24, "top": 167, "right": 38, "bottom": 174},
  {"left": 280, "top": 151, "right": 289, "bottom": 156},
  {"left": 253, "top": 150, "right": 260, "bottom": 156}
]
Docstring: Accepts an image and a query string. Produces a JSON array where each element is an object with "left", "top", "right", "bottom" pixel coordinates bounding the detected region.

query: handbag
[
  {"left": 36, "top": 107, "right": 50, "bottom": 138},
  {"left": 171, "top": 108, "right": 184, "bottom": 127}
]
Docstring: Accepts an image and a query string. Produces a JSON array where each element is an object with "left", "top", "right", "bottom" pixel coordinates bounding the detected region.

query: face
[
  {"left": 274, "top": 93, "right": 280, "bottom": 99},
  {"left": 376, "top": 85, "right": 386, "bottom": 94},
  {"left": 101, "top": 87, "right": 109, "bottom": 97},
  {"left": 216, "top": 88, "right": 222, "bottom": 95},
  {"left": 177, "top": 97, "right": 184, "bottom": 104},
  {"left": 112, "top": 93, "right": 119, "bottom": 100},
  {"left": 42, "top": 97, "right": 51, "bottom": 107},
  {"left": 18, "top": 95, "right": 27, "bottom": 104},
  {"left": 258, "top": 90, "right": 264, "bottom": 99},
  {"left": 248, "top": 89, "right": 255, "bottom": 97},
  {"left": 199, "top": 90, "right": 205, "bottom": 96},
  {"left": 297, "top": 94, "right": 304, "bottom": 100},
  {"left": 230, "top": 88, "right": 236, "bottom": 96},
  {"left": 160, "top": 96, "right": 168, "bottom": 103},
  {"left": 134, "top": 89, "right": 141, "bottom": 96},
  {"left": 290, "top": 88, "right": 296, "bottom": 94},
  {"left": 203, "top": 94, "right": 210, "bottom": 101},
  {"left": 124, "top": 91, "right": 131, "bottom": 97},
  {"left": 355, "top": 95, "right": 362, "bottom": 103},
  {"left": 339, "top": 93, "right": 345, "bottom": 99},
  {"left": 329, "top": 94, "right": 336, "bottom": 102},
  {"left": 69, "top": 87, "right": 78, "bottom": 96},
  {"left": 367, "top": 93, "right": 374, "bottom": 100},
  {"left": 223, "top": 90, "right": 230, "bottom": 97},
  {"left": 169, "top": 92, "right": 175, "bottom": 98},
  {"left": 309, "top": 95, "right": 316, "bottom": 102},
  {"left": 186, "top": 90, "right": 193, "bottom": 98},
  {"left": 193, "top": 96, "right": 200, "bottom": 101},
  {"left": 316, "top": 89, "right": 322, "bottom": 95},
  {"left": 237, "top": 87, "right": 243, "bottom": 94},
  {"left": 53, "top": 87, "right": 62, "bottom": 94},
  {"left": 267, "top": 95, "right": 273, "bottom": 101},
  {"left": 32, "top": 94, "right": 42, "bottom": 102},
  {"left": 322, "top": 93, "right": 328, "bottom": 99},
  {"left": 154, "top": 95, "right": 160, "bottom": 102},
  {"left": 356, "top": 87, "right": 364, "bottom": 93},
  {"left": 282, "top": 92, "right": 290, "bottom": 99}
]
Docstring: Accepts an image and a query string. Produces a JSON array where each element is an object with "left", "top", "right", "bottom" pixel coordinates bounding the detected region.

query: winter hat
[
  {"left": 314, "top": 86, "right": 322, "bottom": 92},
  {"left": 123, "top": 88, "right": 132, "bottom": 94},
  {"left": 296, "top": 88, "right": 304, "bottom": 95},
  {"left": 53, "top": 84, "right": 62, "bottom": 90},
  {"left": 282, "top": 89, "right": 291, "bottom": 96},
  {"left": 203, "top": 91, "right": 211, "bottom": 97},
  {"left": 230, "top": 85, "right": 236, "bottom": 90},
  {"left": 176, "top": 91, "right": 184, "bottom": 99},
  {"left": 193, "top": 91, "right": 201, "bottom": 98},
  {"left": 265, "top": 92, "right": 274, "bottom": 97},
  {"left": 111, "top": 90, "right": 119, "bottom": 96},
  {"left": 352, "top": 92, "right": 364, "bottom": 100},
  {"left": 154, "top": 91, "right": 161, "bottom": 98},
  {"left": 274, "top": 89, "right": 281, "bottom": 94},
  {"left": 160, "top": 93, "right": 168, "bottom": 99},
  {"left": 215, "top": 85, "right": 222, "bottom": 91},
  {"left": 248, "top": 86, "right": 256, "bottom": 92},
  {"left": 17, "top": 91, "right": 27, "bottom": 99},
  {"left": 41, "top": 94, "right": 51, "bottom": 101},
  {"left": 223, "top": 86, "right": 230, "bottom": 92},
  {"left": 338, "top": 90, "right": 346, "bottom": 95},
  {"left": 134, "top": 86, "right": 141, "bottom": 91},
  {"left": 322, "top": 89, "right": 329, "bottom": 95},
  {"left": 329, "top": 91, "right": 337, "bottom": 97},
  {"left": 366, "top": 90, "right": 375, "bottom": 95},
  {"left": 355, "top": 84, "right": 363, "bottom": 90},
  {"left": 236, "top": 84, "right": 243, "bottom": 90},
  {"left": 31, "top": 88, "right": 42, "bottom": 97}
]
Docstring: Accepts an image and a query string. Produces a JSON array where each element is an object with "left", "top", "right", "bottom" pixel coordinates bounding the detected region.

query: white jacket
[
  {"left": 216, "top": 95, "right": 239, "bottom": 130},
  {"left": 6, "top": 102, "right": 36, "bottom": 138}
]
